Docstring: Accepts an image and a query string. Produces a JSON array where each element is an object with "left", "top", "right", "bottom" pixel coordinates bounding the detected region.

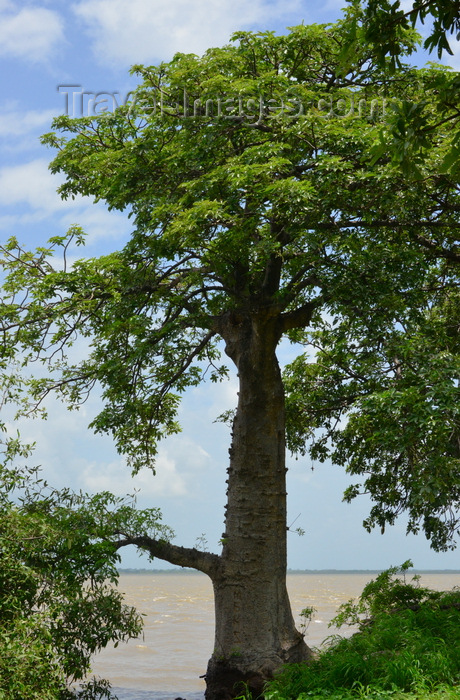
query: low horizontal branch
[{"left": 115, "top": 535, "right": 221, "bottom": 578}]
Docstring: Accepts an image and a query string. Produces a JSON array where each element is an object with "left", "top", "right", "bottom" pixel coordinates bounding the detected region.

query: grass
[
  {"left": 265, "top": 688, "right": 460, "bottom": 700},
  {"left": 264, "top": 563, "right": 460, "bottom": 700}
]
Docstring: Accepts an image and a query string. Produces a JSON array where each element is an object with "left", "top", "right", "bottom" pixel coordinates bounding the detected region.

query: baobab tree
[{"left": 1, "top": 19, "right": 459, "bottom": 700}]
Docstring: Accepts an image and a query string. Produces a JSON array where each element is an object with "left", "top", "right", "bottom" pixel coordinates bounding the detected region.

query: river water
[{"left": 89, "top": 571, "right": 460, "bottom": 700}]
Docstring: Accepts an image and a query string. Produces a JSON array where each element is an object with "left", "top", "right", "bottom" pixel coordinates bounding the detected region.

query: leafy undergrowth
[{"left": 265, "top": 563, "right": 460, "bottom": 700}]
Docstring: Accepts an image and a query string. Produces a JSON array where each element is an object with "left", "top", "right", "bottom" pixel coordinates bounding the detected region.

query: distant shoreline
[{"left": 118, "top": 568, "right": 460, "bottom": 575}]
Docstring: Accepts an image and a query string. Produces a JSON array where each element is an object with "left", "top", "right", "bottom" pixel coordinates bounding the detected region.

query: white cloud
[
  {"left": 185, "top": 375, "right": 237, "bottom": 421},
  {"left": 0, "top": 158, "right": 130, "bottom": 245},
  {"left": 72, "top": 0, "right": 303, "bottom": 67},
  {"left": 0, "top": 158, "right": 72, "bottom": 213},
  {"left": 0, "top": 3, "right": 64, "bottom": 63},
  {"left": 0, "top": 106, "right": 57, "bottom": 155},
  {"left": 6, "top": 389, "right": 211, "bottom": 501},
  {"left": 82, "top": 453, "right": 188, "bottom": 498},
  {"left": 58, "top": 205, "right": 131, "bottom": 246},
  {"left": 0, "top": 107, "right": 56, "bottom": 138},
  {"left": 4, "top": 395, "right": 188, "bottom": 499}
]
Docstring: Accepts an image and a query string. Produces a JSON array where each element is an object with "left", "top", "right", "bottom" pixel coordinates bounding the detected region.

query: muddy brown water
[{"left": 88, "top": 571, "right": 460, "bottom": 700}]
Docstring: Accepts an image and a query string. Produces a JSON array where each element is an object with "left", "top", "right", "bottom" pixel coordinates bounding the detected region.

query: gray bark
[
  {"left": 204, "top": 311, "right": 312, "bottom": 700},
  {"left": 117, "top": 309, "right": 313, "bottom": 699}
]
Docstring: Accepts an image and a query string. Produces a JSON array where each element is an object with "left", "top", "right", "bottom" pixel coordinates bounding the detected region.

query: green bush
[
  {"left": 267, "top": 563, "right": 460, "bottom": 700},
  {"left": 0, "top": 461, "right": 152, "bottom": 699}
]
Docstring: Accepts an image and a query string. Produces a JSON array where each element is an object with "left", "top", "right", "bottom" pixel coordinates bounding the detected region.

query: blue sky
[{"left": 1, "top": 0, "right": 459, "bottom": 570}]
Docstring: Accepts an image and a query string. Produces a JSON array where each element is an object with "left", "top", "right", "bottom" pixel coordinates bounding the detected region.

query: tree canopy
[
  {"left": 284, "top": 283, "right": 460, "bottom": 551},
  {"left": 340, "top": 0, "right": 460, "bottom": 175},
  {"left": 357, "top": 0, "right": 460, "bottom": 61},
  {"left": 1, "top": 18, "right": 459, "bottom": 545}
]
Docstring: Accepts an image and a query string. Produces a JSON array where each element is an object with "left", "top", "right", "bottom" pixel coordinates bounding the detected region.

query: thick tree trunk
[
  {"left": 204, "top": 311, "right": 312, "bottom": 700},
  {"left": 117, "top": 310, "right": 313, "bottom": 699}
]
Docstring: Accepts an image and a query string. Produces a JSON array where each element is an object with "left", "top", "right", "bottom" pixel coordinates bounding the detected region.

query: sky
[{"left": 0, "top": 0, "right": 459, "bottom": 571}]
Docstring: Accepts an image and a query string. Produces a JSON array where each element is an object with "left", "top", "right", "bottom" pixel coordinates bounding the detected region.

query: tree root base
[
  {"left": 204, "top": 658, "right": 268, "bottom": 700},
  {"left": 204, "top": 640, "right": 313, "bottom": 700}
]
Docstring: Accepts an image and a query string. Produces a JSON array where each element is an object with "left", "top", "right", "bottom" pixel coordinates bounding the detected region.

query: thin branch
[{"left": 410, "top": 232, "right": 460, "bottom": 263}]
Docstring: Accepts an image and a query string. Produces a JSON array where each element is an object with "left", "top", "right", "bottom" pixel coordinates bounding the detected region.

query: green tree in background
[
  {"left": 0, "top": 433, "right": 167, "bottom": 699},
  {"left": 284, "top": 283, "right": 460, "bottom": 552},
  {"left": 341, "top": 0, "right": 460, "bottom": 175},
  {"left": 1, "top": 18, "right": 459, "bottom": 699},
  {"left": 358, "top": 0, "right": 460, "bottom": 61}
]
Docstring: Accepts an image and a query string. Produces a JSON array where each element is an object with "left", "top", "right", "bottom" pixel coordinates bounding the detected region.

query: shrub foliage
[{"left": 267, "top": 562, "right": 460, "bottom": 700}]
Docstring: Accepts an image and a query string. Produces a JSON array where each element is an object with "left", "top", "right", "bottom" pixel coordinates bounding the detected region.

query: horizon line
[{"left": 117, "top": 567, "right": 460, "bottom": 574}]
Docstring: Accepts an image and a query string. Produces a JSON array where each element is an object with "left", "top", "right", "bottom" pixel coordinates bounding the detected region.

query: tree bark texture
[
  {"left": 204, "top": 311, "right": 312, "bottom": 700},
  {"left": 117, "top": 310, "right": 312, "bottom": 699}
]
